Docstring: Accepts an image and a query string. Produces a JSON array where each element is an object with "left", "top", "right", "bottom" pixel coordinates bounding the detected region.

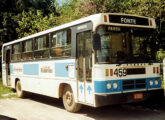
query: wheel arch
[
  {"left": 59, "top": 83, "right": 71, "bottom": 98},
  {"left": 15, "top": 78, "right": 20, "bottom": 89}
]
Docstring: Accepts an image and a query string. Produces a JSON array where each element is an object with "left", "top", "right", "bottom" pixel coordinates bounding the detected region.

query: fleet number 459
[{"left": 114, "top": 68, "right": 127, "bottom": 77}]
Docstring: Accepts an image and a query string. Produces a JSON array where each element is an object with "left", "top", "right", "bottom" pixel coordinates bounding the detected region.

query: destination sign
[{"left": 109, "top": 15, "right": 149, "bottom": 26}]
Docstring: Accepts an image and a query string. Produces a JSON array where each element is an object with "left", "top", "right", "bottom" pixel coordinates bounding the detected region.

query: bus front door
[
  {"left": 5, "top": 49, "right": 11, "bottom": 86},
  {"left": 77, "top": 31, "right": 93, "bottom": 104}
]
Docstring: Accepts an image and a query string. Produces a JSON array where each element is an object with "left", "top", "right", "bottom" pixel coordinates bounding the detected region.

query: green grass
[{"left": 0, "top": 80, "right": 17, "bottom": 99}]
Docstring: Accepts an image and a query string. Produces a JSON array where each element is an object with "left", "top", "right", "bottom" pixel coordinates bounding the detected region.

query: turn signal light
[
  {"left": 153, "top": 67, "right": 155, "bottom": 73},
  {"left": 106, "top": 69, "right": 109, "bottom": 76},
  {"left": 110, "top": 69, "right": 113, "bottom": 76}
]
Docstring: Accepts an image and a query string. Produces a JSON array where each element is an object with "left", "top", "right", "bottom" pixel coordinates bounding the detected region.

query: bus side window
[
  {"left": 34, "top": 34, "right": 49, "bottom": 59},
  {"left": 22, "top": 39, "right": 33, "bottom": 60},
  {"left": 11, "top": 43, "right": 21, "bottom": 61},
  {"left": 50, "top": 29, "right": 71, "bottom": 57}
]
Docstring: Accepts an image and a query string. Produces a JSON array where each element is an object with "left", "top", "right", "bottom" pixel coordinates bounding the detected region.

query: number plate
[
  {"left": 134, "top": 93, "right": 143, "bottom": 99},
  {"left": 114, "top": 68, "right": 127, "bottom": 77}
]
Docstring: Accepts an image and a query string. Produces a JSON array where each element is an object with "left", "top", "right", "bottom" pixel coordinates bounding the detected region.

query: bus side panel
[{"left": 10, "top": 59, "right": 78, "bottom": 100}]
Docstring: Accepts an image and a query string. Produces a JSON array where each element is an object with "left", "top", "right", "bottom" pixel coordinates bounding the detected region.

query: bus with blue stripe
[{"left": 2, "top": 13, "right": 163, "bottom": 112}]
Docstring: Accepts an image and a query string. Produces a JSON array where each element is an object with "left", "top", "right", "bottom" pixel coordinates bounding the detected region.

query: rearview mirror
[{"left": 93, "top": 33, "right": 101, "bottom": 50}]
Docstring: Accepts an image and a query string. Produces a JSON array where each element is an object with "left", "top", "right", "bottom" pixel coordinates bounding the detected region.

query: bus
[{"left": 2, "top": 13, "right": 163, "bottom": 112}]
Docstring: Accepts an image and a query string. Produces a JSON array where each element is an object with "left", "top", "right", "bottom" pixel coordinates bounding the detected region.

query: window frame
[
  {"left": 22, "top": 39, "right": 34, "bottom": 60},
  {"left": 34, "top": 34, "right": 49, "bottom": 59},
  {"left": 11, "top": 42, "right": 21, "bottom": 62},
  {"left": 50, "top": 28, "right": 71, "bottom": 58},
  {"left": 34, "top": 34, "right": 49, "bottom": 51}
]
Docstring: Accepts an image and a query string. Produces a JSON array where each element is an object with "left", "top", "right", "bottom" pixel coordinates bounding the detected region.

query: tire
[
  {"left": 62, "top": 85, "right": 82, "bottom": 112},
  {"left": 16, "top": 81, "right": 26, "bottom": 98}
]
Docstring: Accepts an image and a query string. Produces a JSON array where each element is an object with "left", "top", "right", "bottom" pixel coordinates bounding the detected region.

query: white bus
[{"left": 2, "top": 13, "right": 163, "bottom": 112}]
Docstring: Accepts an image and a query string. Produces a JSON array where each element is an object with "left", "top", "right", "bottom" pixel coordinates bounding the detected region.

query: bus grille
[
  {"left": 127, "top": 68, "right": 146, "bottom": 75},
  {"left": 122, "top": 79, "right": 146, "bottom": 90}
]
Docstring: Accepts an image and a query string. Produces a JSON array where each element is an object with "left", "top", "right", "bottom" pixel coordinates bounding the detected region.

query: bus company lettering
[
  {"left": 121, "top": 18, "right": 136, "bottom": 24},
  {"left": 14, "top": 67, "right": 22, "bottom": 72},
  {"left": 40, "top": 66, "right": 53, "bottom": 73}
]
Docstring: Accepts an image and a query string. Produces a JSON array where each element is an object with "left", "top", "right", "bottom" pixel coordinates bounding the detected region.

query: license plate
[{"left": 134, "top": 93, "right": 143, "bottom": 99}]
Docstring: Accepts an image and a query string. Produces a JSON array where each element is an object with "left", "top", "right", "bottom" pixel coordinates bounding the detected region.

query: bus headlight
[
  {"left": 113, "top": 82, "right": 118, "bottom": 89},
  {"left": 155, "top": 80, "right": 159, "bottom": 85},
  {"left": 149, "top": 80, "right": 154, "bottom": 86},
  {"left": 106, "top": 83, "right": 111, "bottom": 89}
]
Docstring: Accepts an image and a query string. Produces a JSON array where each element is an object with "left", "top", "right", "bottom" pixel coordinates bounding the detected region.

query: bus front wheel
[
  {"left": 62, "top": 85, "right": 81, "bottom": 112},
  {"left": 16, "top": 81, "right": 26, "bottom": 98}
]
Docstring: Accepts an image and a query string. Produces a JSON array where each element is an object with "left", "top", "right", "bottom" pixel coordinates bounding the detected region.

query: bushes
[{"left": 0, "top": 80, "right": 16, "bottom": 99}]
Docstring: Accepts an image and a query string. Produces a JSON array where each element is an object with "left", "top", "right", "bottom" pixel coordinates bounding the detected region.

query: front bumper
[{"left": 95, "top": 89, "right": 164, "bottom": 107}]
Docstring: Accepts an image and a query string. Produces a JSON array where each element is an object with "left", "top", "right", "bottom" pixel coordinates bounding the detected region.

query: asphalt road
[{"left": 0, "top": 94, "right": 165, "bottom": 120}]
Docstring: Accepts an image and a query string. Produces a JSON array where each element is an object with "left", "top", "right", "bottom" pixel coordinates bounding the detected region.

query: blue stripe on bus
[
  {"left": 23, "top": 64, "right": 39, "bottom": 75},
  {"left": 55, "top": 62, "right": 74, "bottom": 77},
  {"left": 10, "top": 64, "right": 13, "bottom": 74},
  {"left": 146, "top": 77, "right": 161, "bottom": 88},
  {"left": 94, "top": 77, "right": 161, "bottom": 93},
  {"left": 94, "top": 80, "right": 122, "bottom": 93}
]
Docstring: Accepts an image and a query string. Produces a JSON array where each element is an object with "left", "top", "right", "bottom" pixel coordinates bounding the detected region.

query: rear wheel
[
  {"left": 16, "top": 81, "right": 26, "bottom": 98},
  {"left": 62, "top": 85, "right": 81, "bottom": 112}
]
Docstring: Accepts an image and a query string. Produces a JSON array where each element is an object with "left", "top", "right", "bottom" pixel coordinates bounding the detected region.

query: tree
[
  {"left": 0, "top": 0, "right": 58, "bottom": 43},
  {"left": 55, "top": 0, "right": 82, "bottom": 25},
  {"left": 16, "top": 10, "right": 57, "bottom": 38}
]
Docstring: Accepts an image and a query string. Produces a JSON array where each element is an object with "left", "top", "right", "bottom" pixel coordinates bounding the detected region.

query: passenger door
[
  {"left": 5, "top": 48, "right": 11, "bottom": 86},
  {"left": 76, "top": 31, "right": 93, "bottom": 104}
]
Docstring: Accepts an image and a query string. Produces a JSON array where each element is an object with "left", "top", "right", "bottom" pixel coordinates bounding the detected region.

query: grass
[{"left": 0, "top": 80, "right": 17, "bottom": 99}]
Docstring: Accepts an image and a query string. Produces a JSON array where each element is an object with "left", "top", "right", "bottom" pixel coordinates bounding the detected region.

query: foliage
[
  {"left": 16, "top": 0, "right": 82, "bottom": 37},
  {"left": 79, "top": 0, "right": 105, "bottom": 16},
  {"left": 0, "top": 12, "right": 18, "bottom": 43},
  {"left": 157, "top": 49, "right": 165, "bottom": 61},
  {"left": 55, "top": 0, "right": 82, "bottom": 25},
  {"left": 0, "top": 80, "right": 17, "bottom": 99},
  {"left": 0, "top": 0, "right": 57, "bottom": 42},
  {"left": 16, "top": 10, "right": 57, "bottom": 38}
]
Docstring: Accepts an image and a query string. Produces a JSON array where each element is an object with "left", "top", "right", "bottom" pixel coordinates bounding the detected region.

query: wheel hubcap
[
  {"left": 16, "top": 82, "right": 22, "bottom": 96},
  {"left": 17, "top": 83, "right": 21, "bottom": 92},
  {"left": 66, "top": 92, "right": 73, "bottom": 106}
]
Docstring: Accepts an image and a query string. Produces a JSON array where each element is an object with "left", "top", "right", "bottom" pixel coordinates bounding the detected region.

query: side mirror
[{"left": 93, "top": 33, "right": 101, "bottom": 50}]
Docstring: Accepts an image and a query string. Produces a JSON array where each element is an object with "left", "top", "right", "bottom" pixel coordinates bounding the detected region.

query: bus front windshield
[{"left": 95, "top": 25, "right": 156, "bottom": 64}]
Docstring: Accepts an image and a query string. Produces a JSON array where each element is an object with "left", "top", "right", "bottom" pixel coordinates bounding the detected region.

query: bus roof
[{"left": 3, "top": 13, "right": 156, "bottom": 46}]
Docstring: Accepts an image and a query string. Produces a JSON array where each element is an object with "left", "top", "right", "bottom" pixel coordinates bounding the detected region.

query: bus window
[
  {"left": 50, "top": 29, "right": 71, "bottom": 57},
  {"left": 22, "top": 39, "right": 33, "bottom": 60},
  {"left": 96, "top": 25, "right": 155, "bottom": 64},
  {"left": 85, "top": 31, "right": 92, "bottom": 81},
  {"left": 77, "top": 31, "right": 92, "bottom": 82},
  {"left": 34, "top": 34, "right": 49, "bottom": 59},
  {"left": 11, "top": 43, "right": 21, "bottom": 61}
]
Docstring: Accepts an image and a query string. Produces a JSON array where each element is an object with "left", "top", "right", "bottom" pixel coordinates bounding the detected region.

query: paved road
[{"left": 0, "top": 94, "right": 165, "bottom": 120}]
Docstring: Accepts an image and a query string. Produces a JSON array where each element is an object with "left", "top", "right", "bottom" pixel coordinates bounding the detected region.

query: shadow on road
[
  {"left": 27, "top": 93, "right": 64, "bottom": 109},
  {"left": 26, "top": 93, "right": 165, "bottom": 120},
  {"left": 0, "top": 115, "right": 17, "bottom": 120},
  {"left": 79, "top": 105, "right": 154, "bottom": 120}
]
